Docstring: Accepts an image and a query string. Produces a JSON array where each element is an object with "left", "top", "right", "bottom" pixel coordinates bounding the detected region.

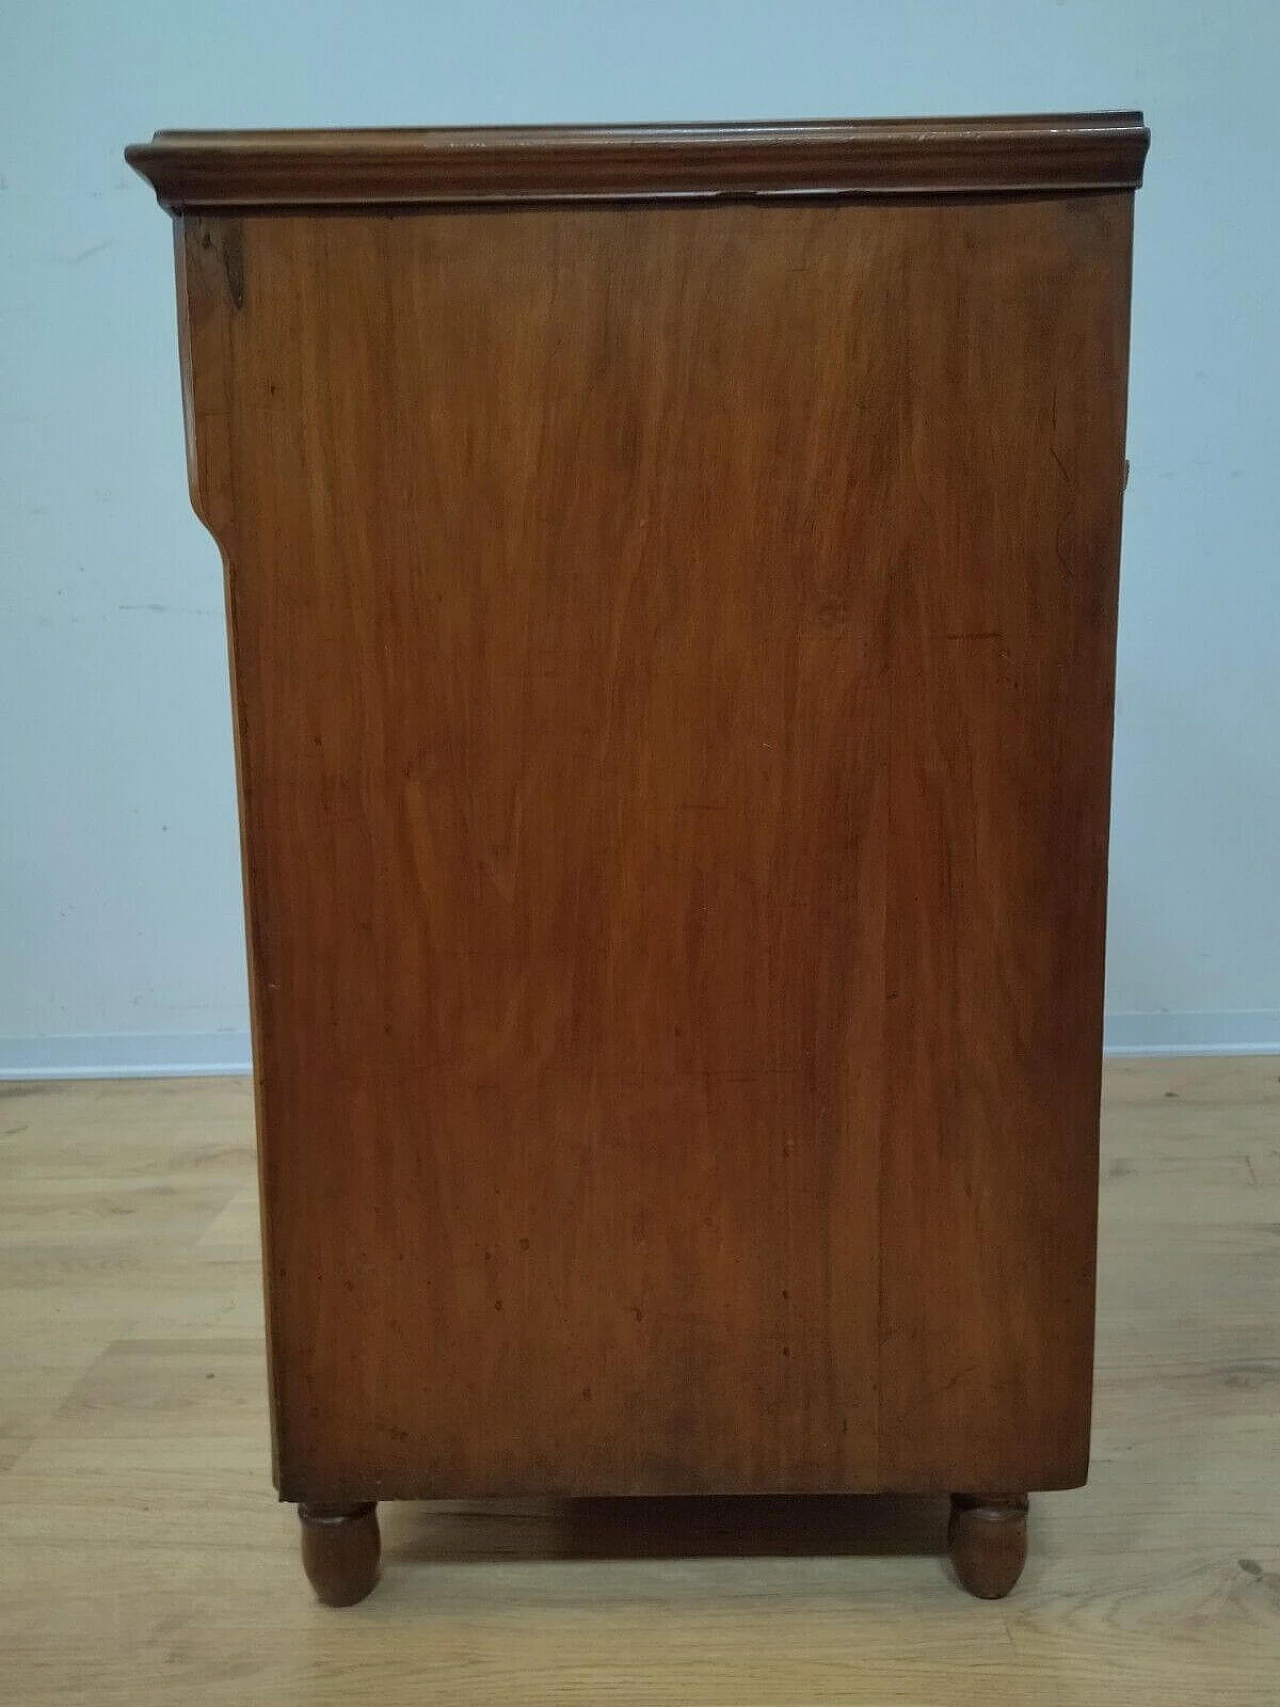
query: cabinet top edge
[{"left": 125, "top": 113, "right": 1149, "bottom": 210}]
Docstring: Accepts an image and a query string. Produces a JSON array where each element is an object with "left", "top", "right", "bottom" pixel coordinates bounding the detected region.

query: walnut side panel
[
  {"left": 878, "top": 195, "right": 1134, "bottom": 1488},
  {"left": 178, "top": 203, "right": 894, "bottom": 1500},
  {"left": 175, "top": 193, "right": 1131, "bottom": 1503}
]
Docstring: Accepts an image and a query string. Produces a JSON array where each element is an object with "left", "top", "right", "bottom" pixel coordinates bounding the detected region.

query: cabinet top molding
[{"left": 126, "top": 113, "right": 1148, "bottom": 210}]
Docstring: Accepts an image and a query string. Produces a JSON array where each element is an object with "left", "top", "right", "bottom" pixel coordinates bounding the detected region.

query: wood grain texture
[
  {"left": 171, "top": 189, "right": 1136, "bottom": 1505},
  {"left": 125, "top": 114, "right": 1149, "bottom": 209},
  {"left": 877, "top": 194, "right": 1133, "bottom": 1489},
  {"left": 183, "top": 202, "right": 892, "bottom": 1500},
  {"left": 2, "top": 1062, "right": 1278, "bottom": 1705}
]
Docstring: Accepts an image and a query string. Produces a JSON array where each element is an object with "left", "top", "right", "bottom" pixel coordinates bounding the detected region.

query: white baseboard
[
  {"left": 0, "top": 1032, "right": 253, "bottom": 1080},
  {"left": 2, "top": 1013, "right": 1279, "bottom": 1080},
  {"left": 1102, "top": 1011, "right": 1280, "bottom": 1057}
]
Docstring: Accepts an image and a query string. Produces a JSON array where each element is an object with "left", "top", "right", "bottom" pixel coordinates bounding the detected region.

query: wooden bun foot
[
  {"left": 948, "top": 1493, "right": 1028, "bottom": 1599},
  {"left": 298, "top": 1502, "right": 381, "bottom": 1605}
]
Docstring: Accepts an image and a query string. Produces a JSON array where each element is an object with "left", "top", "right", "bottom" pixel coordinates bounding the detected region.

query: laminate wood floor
[{"left": 1, "top": 1058, "right": 1277, "bottom": 1704}]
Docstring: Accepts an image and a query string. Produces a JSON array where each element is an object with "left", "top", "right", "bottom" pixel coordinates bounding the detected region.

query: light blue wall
[{"left": 2, "top": 0, "right": 1278, "bottom": 1074}]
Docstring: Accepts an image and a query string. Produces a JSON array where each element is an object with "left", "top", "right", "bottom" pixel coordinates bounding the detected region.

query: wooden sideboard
[{"left": 128, "top": 114, "right": 1148, "bottom": 1604}]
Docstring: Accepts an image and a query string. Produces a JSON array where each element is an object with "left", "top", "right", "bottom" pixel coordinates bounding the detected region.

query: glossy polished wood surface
[
  {"left": 170, "top": 181, "right": 1136, "bottom": 1506},
  {"left": 127, "top": 113, "right": 1148, "bottom": 208}
]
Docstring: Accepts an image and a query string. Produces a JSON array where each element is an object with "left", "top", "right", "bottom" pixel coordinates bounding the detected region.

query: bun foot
[
  {"left": 299, "top": 1502, "right": 381, "bottom": 1605},
  {"left": 948, "top": 1493, "right": 1028, "bottom": 1599}
]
